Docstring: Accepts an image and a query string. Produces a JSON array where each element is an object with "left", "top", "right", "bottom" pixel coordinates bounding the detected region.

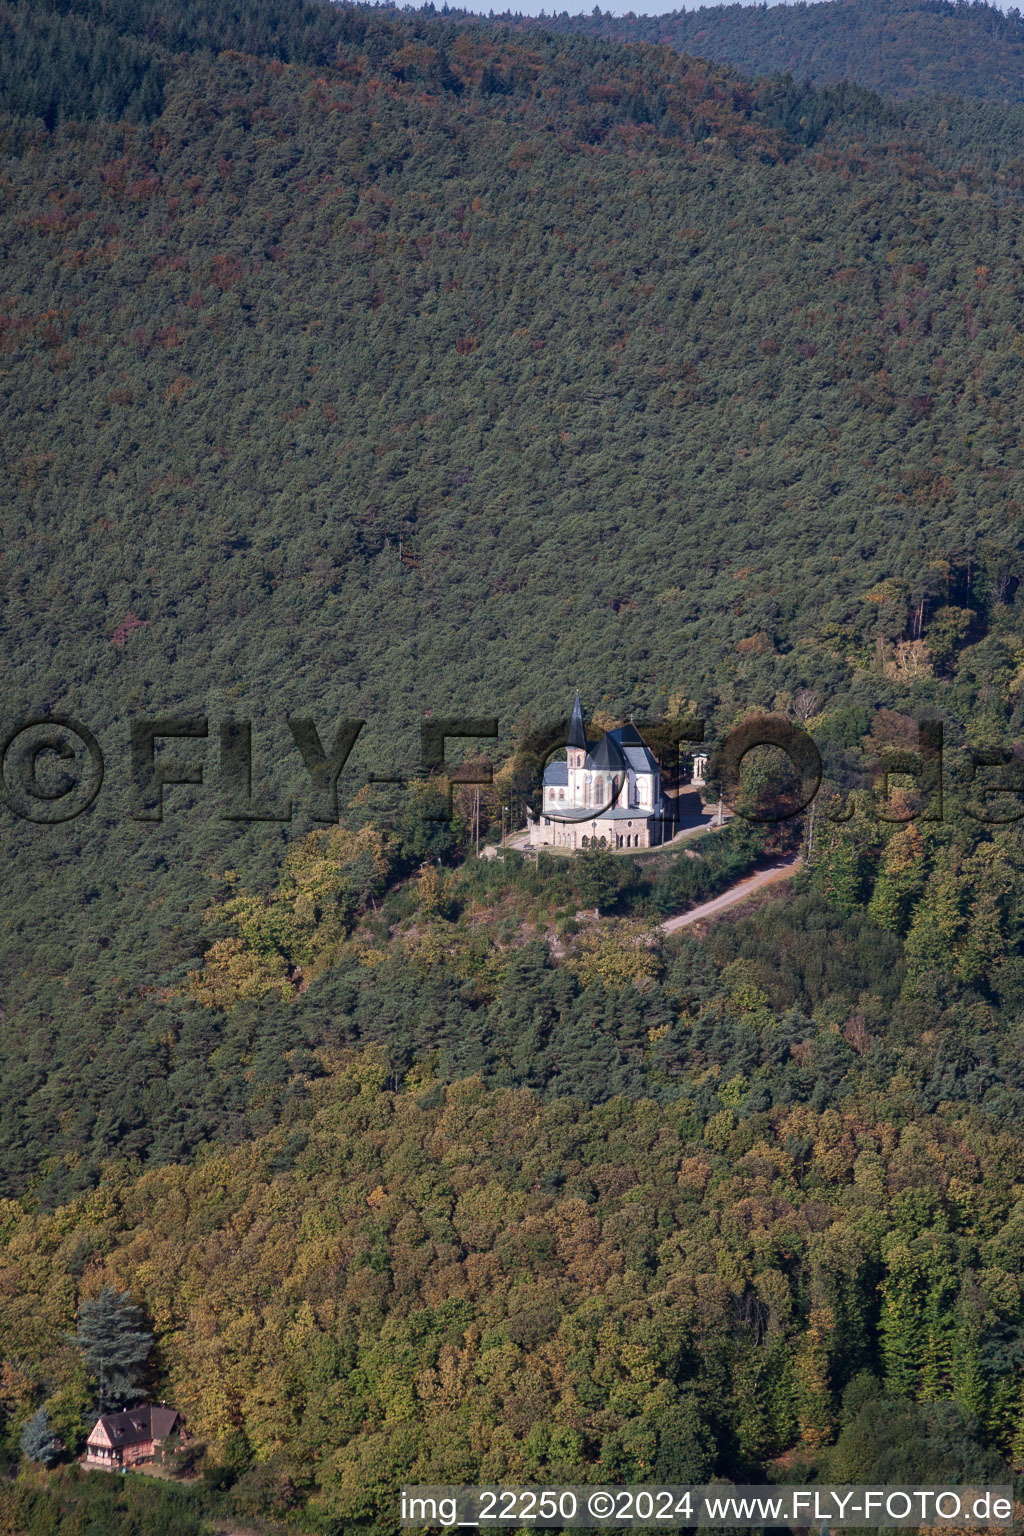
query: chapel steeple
[
  {"left": 567, "top": 690, "right": 587, "bottom": 769},
  {"left": 568, "top": 691, "right": 586, "bottom": 748}
]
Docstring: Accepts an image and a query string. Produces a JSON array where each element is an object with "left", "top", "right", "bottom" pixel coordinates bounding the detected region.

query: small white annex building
[{"left": 527, "top": 694, "right": 672, "bottom": 851}]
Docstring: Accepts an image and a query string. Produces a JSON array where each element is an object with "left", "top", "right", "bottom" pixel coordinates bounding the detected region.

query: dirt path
[{"left": 662, "top": 858, "right": 801, "bottom": 934}]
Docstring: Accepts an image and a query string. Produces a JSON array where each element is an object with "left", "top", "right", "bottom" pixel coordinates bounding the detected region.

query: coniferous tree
[
  {"left": 918, "top": 1253, "right": 957, "bottom": 1401},
  {"left": 19, "top": 1407, "right": 62, "bottom": 1465},
  {"left": 879, "top": 1248, "right": 922, "bottom": 1399},
  {"left": 1009, "top": 1385, "right": 1024, "bottom": 1473},
  {"left": 70, "top": 1286, "right": 153, "bottom": 1412},
  {"left": 571, "top": 847, "right": 620, "bottom": 913},
  {"left": 949, "top": 1295, "right": 987, "bottom": 1422},
  {"left": 794, "top": 1304, "right": 835, "bottom": 1448}
]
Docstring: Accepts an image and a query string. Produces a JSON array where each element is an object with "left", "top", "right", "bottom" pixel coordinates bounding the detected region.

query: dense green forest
[
  {"left": 4, "top": 0, "right": 1024, "bottom": 1528},
  {"left": 512, "top": 0, "right": 1024, "bottom": 106},
  {"left": 3, "top": 0, "right": 1024, "bottom": 1208}
]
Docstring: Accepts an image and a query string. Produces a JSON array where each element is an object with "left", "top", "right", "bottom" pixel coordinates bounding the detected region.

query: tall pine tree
[
  {"left": 69, "top": 1286, "right": 153, "bottom": 1412},
  {"left": 879, "top": 1246, "right": 922, "bottom": 1398}
]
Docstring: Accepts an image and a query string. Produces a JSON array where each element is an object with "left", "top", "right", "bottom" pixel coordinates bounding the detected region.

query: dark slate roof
[
  {"left": 567, "top": 691, "right": 588, "bottom": 750},
  {"left": 607, "top": 725, "right": 659, "bottom": 775},
  {"left": 623, "top": 745, "right": 657, "bottom": 774},
  {"left": 593, "top": 805, "right": 658, "bottom": 821},
  {"left": 149, "top": 1407, "right": 182, "bottom": 1441},
  {"left": 91, "top": 1405, "right": 182, "bottom": 1448},
  {"left": 585, "top": 733, "right": 626, "bottom": 772},
  {"left": 543, "top": 760, "right": 568, "bottom": 787},
  {"left": 546, "top": 806, "right": 661, "bottom": 823}
]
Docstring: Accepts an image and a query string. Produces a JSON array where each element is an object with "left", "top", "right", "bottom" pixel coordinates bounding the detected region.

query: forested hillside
[
  {"left": 521, "top": 0, "right": 1024, "bottom": 105},
  {"left": 3, "top": 0, "right": 1024, "bottom": 1208},
  {"left": 1, "top": 1043, "right": 1022, "bottom": 1532},
  {"left": 4, "top": 0, "right": 1024, "bottom": 1526}
]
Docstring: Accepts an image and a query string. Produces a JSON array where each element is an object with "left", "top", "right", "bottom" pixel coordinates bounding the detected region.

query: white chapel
[{"left": 527, "top": 693, "right": 672, "bottom": 851}]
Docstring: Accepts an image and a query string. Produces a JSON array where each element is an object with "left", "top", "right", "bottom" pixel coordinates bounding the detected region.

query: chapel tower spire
[{"left": 567, "top": 690, "right": 587, "bottom": 769}]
